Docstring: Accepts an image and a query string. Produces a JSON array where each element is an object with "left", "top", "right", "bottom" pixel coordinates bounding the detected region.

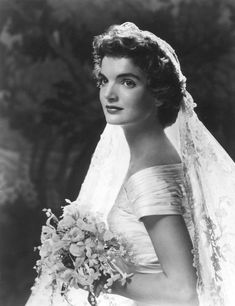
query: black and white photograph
[{"left": 0, "top": 1, "right": 235, "bottom": 306}]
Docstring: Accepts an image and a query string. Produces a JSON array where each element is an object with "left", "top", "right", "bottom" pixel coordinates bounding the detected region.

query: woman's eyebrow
[
  {"left": 116, "top": 73, "right": 141, "bottom": 80},
  {"left": 98, "top": 72, "right": 141, "bottom": 81}
]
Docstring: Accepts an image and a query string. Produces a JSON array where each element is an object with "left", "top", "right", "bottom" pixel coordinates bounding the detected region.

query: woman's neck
[{"left": 122, "top": 114, "right": 164, "bottom": 163}]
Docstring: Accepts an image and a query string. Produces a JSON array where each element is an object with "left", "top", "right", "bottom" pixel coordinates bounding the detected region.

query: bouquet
[{"left": 35, "top": 200, "right": 135, "bottom": 306}]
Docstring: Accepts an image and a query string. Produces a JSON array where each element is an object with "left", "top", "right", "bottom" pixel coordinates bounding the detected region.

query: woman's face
[{"left": 99, "top": 56, "right": 157, "bottom": 126}]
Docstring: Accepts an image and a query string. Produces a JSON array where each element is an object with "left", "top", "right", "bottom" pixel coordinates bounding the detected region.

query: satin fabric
[{"left": 108, "top": 164, "right": 185, "bottom": 277}]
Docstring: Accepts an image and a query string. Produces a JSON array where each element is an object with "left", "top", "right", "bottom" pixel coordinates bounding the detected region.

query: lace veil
[{"left": 73, "top": 23, "right": 235, "bottom": 306}]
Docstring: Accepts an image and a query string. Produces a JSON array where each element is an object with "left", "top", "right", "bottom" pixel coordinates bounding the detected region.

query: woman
[{"left": 26, "top": 22, "right": 235, "bottom": 306}]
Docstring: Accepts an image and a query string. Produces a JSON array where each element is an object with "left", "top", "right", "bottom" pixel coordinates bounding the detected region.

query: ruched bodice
[{"left": 107, "top": 163, "right": 186, "bottom": 274}]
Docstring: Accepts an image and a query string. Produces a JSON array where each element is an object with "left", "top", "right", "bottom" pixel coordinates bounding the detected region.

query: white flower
[
  {"left": 41, "top": 226, "right": 54, "bottom": 243},
  {"left": 74, "top": 257, "right": 85, "bottom": 269},
  {"left": 57, "top": 216, "right": 76, "bottom": 229},
  {"left": 76, "top": 218, "right": 87, "bottom": 230},
  {"left": 68, "top": 227, "right": 85, "bottom": 242},
  {"left": 69, "top": 243, "right": 85, "bottom": 257},
  {"left": 96, "top": 222, "right": 106, "bottom": 233},
  {"left": 63, "top": 202, "right": 80, "bottom": 220},
  {"left": 39, "top": 240, "right": 53, "bottom": 258},
  {"left": 103, "top": 230, "right": 114, "bottom": 241}
]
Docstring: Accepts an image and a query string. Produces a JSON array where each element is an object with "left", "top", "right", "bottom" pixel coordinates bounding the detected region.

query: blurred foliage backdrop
[{"left": 0, "top": 0, "right": 235, "bottom": 305}]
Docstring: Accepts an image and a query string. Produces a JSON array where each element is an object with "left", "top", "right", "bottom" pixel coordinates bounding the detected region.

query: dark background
[{"left": 0, "top": 0, "right": 235, "bottom": 305}]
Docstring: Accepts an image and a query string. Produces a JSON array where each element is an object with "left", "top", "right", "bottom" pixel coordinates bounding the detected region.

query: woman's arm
[{"left": 112, "top": 214, "right": 199, "bottom": 306}]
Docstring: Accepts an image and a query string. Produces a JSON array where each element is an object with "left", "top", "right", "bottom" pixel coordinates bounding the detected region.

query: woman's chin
[{"left": 104, "top": 117, "right": 124, "bottom": 125}]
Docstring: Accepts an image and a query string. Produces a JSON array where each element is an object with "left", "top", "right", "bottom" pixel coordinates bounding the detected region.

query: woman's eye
[{"left": 121, "top": 79, "right": 136, "bottom": 88}]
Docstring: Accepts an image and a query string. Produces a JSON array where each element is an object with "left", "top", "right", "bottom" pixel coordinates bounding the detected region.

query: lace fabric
[{"left": 178, "top": 92, "right": 235, "bottom": 306}]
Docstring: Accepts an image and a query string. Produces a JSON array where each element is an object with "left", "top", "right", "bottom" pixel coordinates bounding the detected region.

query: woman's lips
[{"left": 105, "top": 105, "right": 123, "bottom": 114}]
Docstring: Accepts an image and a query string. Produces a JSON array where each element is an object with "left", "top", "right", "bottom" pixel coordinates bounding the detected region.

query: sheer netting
[
  {"left": 25, "top": 125, "right": 134, "bottom": 306},
  {"left": 178, "top": 92, "right": 235, "bottom": 306}
]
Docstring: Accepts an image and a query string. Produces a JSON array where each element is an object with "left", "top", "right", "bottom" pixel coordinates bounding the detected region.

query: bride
[{"left": 26, "top": 22, "right": 235, "bottom": 306}]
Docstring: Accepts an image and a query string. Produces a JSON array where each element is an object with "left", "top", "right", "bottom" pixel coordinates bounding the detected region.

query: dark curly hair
[{"left": 93, "top": 23, "right": 185, "bottom": 128}]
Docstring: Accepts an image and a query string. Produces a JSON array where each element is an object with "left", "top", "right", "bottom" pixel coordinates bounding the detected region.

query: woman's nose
[{"left": 103, "top": 83, "right": 118, "bottom": 101}]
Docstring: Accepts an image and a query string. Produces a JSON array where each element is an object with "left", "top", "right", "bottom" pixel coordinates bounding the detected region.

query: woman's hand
[
  {"left": 93, "top": 257, "right": 135, "bottom": 298},
  {"left": 107, "top": 257, "right": 135, "bottom": 295},
  {"left": 110, "top": 257, "right": 135, "bottom": 277}
]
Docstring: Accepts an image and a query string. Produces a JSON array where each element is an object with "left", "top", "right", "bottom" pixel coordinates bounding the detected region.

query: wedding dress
[
  {"left": 25, "top": 23, "right": 235, "bottom": 306},
  {"left": 108, "top": 163, "right": 185, "bottom": 275}
]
